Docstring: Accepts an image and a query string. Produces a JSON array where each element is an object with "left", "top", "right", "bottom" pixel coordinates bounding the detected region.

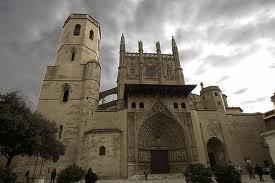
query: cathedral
[{"left": 14, "top": 13, "right": 271, "bottom": 179}]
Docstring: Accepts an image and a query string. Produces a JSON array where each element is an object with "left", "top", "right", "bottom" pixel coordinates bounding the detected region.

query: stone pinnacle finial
[
  {"left": 156, "top": 41, "right": 161, "bottom": 53},
  {"left": 172, "top": 36, "right": 178, "bottom": 52},
  {"left": 120, "top": 33, "right": 125, "bottom": 51},
  {"left": 200, "top": 82, "right": 204, "bottom": 90},
  {"left": 138, "top": 41, "right": 143, "bottom": 52}
]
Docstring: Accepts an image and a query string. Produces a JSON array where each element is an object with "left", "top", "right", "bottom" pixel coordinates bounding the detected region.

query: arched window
[
  {"left": 99, "top": 146, "right": 106, "bottom": 156},
  {"left": 63, "top": 89, "right": 69, "bottom": 102},
  {"left": 181, "top": 102, "right": 186, "bottom": 109},
  {"left": 60, "top": 84, "right": 71, "bottom": 102},
  {"left": 174, "top": 102, "right": 178, "bottom": 109},
  {"left": 89, "top": 30, "right": 94, "bottom": 40},
  {"left": 131, "top": 102, "right": 136, "bottom": 108},
  {"left": 59, "top": 125, "right": 63, "bottom": 139},
  {"left": 71, "top": 52, "right": 75, "bottom": 61},
  {"left": 139, "top": 102, "right": 144, "bottom": 108},
  {"left": 74, "top": 24, "right": 81, "bottom": 36}
]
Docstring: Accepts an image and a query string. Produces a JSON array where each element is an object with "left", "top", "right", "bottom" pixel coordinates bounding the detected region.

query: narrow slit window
[
  {"left": 74, "top": 24, "right": 81, "bottom": 36},
  {"left": 71, "top": 52, "right": 75, "bottom": 61},
  {"left": 139, "top": 102, "right": 144, "bottom": 108},
  {"left": 99, "top": 146, "right": 106, "bottom": 156},
  {"left": 89, "top": 30, "right": 94, "bottom": 40},
  {"left": 174, "top": 102, "right": 178, "bottom": 109},
  {"left": 63, "top": 90, "right": 69, "bottom": 102},
  {"left": 59, "top": 125, "right": 63, "bottom": 139}
]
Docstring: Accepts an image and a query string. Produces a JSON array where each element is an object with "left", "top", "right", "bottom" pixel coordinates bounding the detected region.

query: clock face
[{"left": 146, "top": 66, "right": 157, "bottom": 78}]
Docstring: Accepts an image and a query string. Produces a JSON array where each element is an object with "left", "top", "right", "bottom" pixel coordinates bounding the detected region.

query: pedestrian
[
  {"left": 246, "top": 163, "right": 255, "bottom": 179},
  {"left": 50, "top": 168, "right": 57, "bottom": 183},
  {"left": 144, "top": 170, "right": 148, "bottom": 181},
  {"left": 85, "top": 168, "right": 98, "bottom": 183},
  {"left": 255, "top": 164, "right": 264, "bottom": 182},
  {"left": 25, "top": 169, "right": 30, "bottom": 183}
]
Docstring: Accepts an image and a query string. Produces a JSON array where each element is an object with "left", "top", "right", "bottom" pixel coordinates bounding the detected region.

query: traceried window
[
  {"left": 167, "top": 64, "right": 172, "bottom": 78},
  {"left": 139, "top": 102, "right": 144, "bottom": 108},
  {"left": 99, "top": 146, "right": 106, "bottom": 156},
  {"left": 89, "top": 30, "right": 94, "bottom": 40},
  {"left": 174, "top": 102, "right": 178, "bottom": 109},
  {"left": 181, "top": 102, "right": 186, "bottom": 109},
  {"left": 131, "top": 102, "right": 136, "bottom": 109},
  {"left": 59, "top": 125, "right": 63, "bottom": 139},
  {"left": 74, "top": 24, "right": 81, "bottom": 36}
]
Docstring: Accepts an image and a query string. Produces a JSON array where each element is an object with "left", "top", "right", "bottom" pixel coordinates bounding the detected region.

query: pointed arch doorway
[
  {"left": 207, "top": 137, "right": 226, "bottom": 168},
  {"left": 138, "top": 112, "right": 188, "bottom": 174}
]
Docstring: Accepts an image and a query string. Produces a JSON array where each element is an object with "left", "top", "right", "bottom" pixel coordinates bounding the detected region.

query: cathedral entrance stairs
[{"left": 128, "top": 173, "right": 184, "bottom": 180}]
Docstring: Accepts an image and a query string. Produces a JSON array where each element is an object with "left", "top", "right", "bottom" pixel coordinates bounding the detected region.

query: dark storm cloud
[
  {"left": 233, "top": 88, "right": 248, "bottom": 95},
  {"left": 195, "top": 0, "right": 275, "bottom": 23}
]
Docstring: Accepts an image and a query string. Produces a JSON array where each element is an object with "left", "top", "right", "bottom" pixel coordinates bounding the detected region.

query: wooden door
[{"left": 151, "top": 150, "right": 169, "bottom": 174}]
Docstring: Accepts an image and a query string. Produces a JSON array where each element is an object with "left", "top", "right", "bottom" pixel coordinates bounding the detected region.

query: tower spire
[
  {"left": 171, "top": 36, "right": 185, "bottom": 84},
  {"left": 120, "top": 33, "right": 125, "bottom": 52}
]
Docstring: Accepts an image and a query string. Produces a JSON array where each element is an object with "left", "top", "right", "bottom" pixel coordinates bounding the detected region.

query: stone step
[{"left": 129, "top": 173, "right": 184, "bottom": 180}]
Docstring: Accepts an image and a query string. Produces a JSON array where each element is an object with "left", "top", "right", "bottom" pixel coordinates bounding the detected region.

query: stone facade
[
  {"left": 7, "top": 13, "right": 271, "bottom": 180},
  {"left": 261, "top": 93, "right": 275, "bottom": 163}
]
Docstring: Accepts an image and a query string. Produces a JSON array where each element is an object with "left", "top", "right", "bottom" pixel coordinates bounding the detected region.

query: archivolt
[{"left": 138, "top": 113, "right": 186, "bottom": 150}]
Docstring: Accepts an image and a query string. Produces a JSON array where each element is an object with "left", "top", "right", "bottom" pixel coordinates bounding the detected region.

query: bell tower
[
  {"left": 36, "top": 13, "right": 101, "bottom": 166},
  {"left": 55, "top": 13, "right": 101, "bottom": 65}
]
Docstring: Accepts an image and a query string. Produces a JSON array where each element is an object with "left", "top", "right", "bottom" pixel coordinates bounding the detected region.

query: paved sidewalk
[{"left": 94, "top": 174, "right": 274, "bottom": 183}]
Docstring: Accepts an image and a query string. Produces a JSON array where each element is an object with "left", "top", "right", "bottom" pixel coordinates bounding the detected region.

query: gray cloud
[
  {"left": 241, "top": 97, "right": 267, "bottom": 104},
  {"left": 0, "top": 0, "right": 274, "bottom": 113},
  {"left": 180, "top": 48, "right": 201, "bottom": 63},
  {"left": 202, "top": 44, "right": 258, "bottom": 67},
  {"left": 217, "top": 75, "right": 230, "bottom": 83},
  {"left": 233, "top": 88, "right": 248, "bottom": 95}
]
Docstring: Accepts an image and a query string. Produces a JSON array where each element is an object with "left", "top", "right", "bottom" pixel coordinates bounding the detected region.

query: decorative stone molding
[{"left": 207, "top": 120, "right": 223, "bottom": 141}]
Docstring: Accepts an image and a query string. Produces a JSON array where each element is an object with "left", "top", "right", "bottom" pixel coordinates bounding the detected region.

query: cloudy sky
[{"left": 0, "top": 0, "right": 274, "bottom": 112}]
